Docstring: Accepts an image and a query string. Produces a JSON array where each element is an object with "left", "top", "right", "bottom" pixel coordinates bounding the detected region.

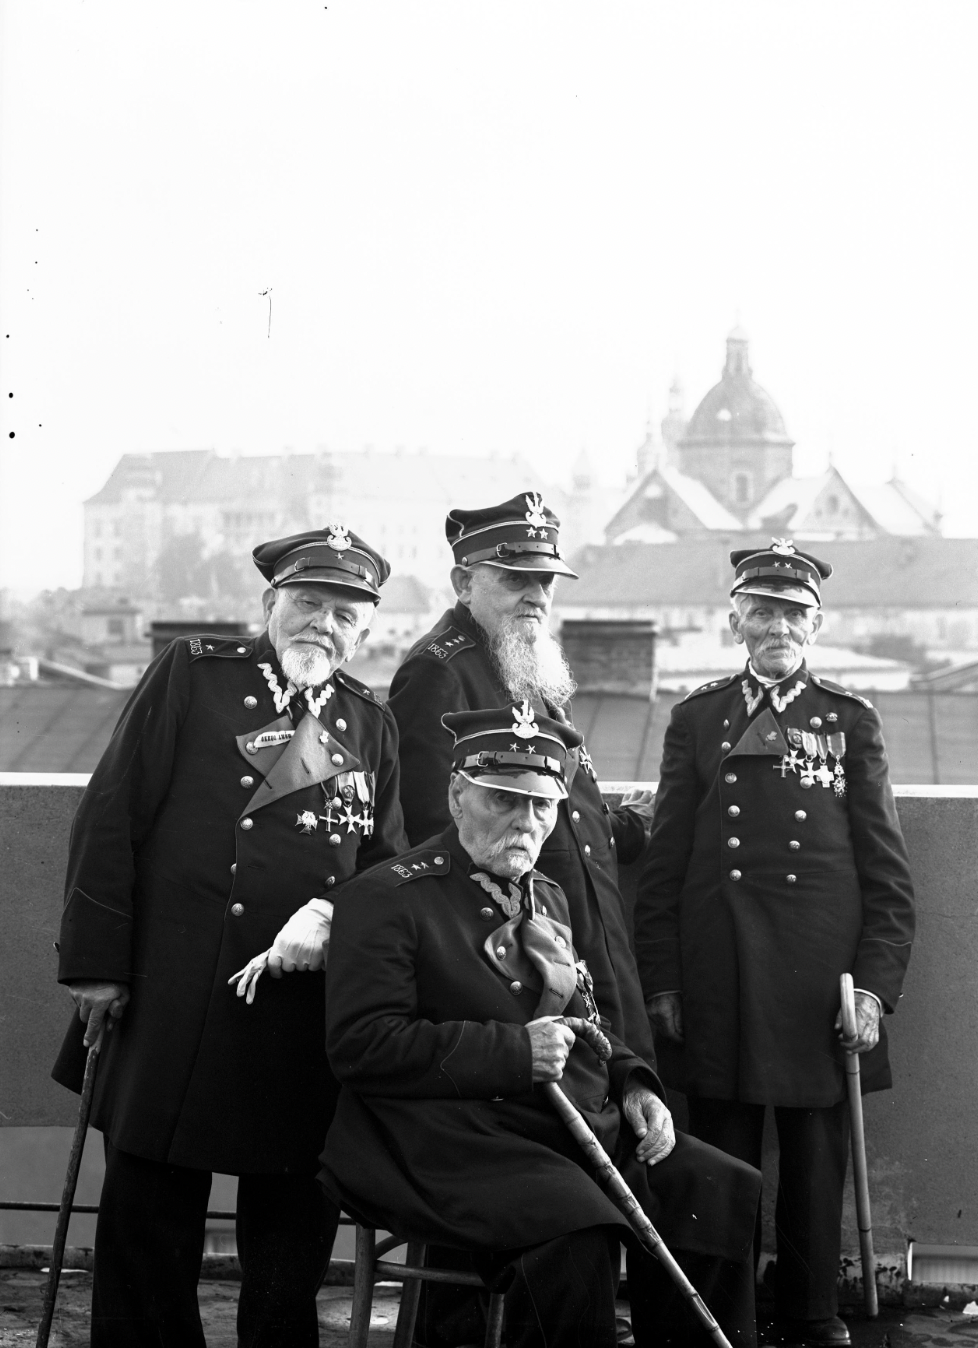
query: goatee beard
[
  {"left": 481, "top": 617, "right": 577, "bottom": 709},
  {"left": 280, "top": 645, "right": 334, "bottom": 690}
]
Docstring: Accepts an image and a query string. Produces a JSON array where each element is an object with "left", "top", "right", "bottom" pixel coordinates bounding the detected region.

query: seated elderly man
[{"left": 320, "top": 703, "right": 762, "bottom": 1348}]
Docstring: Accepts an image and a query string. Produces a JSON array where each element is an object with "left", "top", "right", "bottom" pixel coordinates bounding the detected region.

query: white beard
[
  {"left": 486, "top": 619, "right": 577, "bottom": 709},
  {"left": 280, "top": 644, "right": 334, "bottom": 690}
]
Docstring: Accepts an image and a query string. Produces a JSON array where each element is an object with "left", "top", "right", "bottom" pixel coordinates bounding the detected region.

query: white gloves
[{"left": 228, "top": 898, "right": 334, "bottom": 1005}]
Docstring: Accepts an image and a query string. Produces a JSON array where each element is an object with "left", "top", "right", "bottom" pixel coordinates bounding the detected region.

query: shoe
[{"left": 776, "top": 1315, "right": 851, "bottom": 1346}]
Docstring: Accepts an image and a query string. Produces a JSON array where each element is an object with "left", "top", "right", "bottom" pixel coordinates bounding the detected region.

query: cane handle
[{"left": 840, "top": 973, "right": 858, "bottom": 1043}]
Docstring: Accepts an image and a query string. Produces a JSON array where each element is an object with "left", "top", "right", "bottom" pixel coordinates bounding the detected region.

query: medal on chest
[{"left": 775, "top": 725, "right": 847, "bottom": 796}]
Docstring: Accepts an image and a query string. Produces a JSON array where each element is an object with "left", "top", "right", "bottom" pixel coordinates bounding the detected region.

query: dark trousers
[
  {"left": 419, "top": 1230, "right": 756, "bottom": 1348},
  {"left": 91, "top": 1142, "right": 339, "bottom": 1348},
  {"left": 687, "top": 1098, "right": 850, "bottom": 1322}
]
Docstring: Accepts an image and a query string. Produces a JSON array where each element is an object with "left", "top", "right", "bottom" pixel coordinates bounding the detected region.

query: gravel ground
[{"left": 3, "top": 1270, "right": 977, "bottom": 1347}]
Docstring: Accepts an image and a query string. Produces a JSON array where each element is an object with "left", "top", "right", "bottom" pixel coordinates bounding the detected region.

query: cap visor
[
  {"left": 275, "top": 572, "right": 380, "bottom": 601},
  {"left": 479, "top": 558, "right": 579, "bottom": 579},
  {"left": 458, "top": 769, "right": 567, "bottom": 800},
  {"left": 731, "top": 581, "right": 819, "bottom": 607}
]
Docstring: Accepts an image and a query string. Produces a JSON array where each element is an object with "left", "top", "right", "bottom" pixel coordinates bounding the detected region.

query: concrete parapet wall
[{"left": 2, "top": 776, "right": 977, "bottom": 1286}]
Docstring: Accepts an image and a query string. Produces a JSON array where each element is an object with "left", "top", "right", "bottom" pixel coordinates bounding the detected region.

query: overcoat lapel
[{"left": 242, "top": 712, "right": 361, "bottom": 816}]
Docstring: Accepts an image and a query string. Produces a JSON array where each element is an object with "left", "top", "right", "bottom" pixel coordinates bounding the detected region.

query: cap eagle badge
[
  {"left": 770, "top": 537, "right": 796, "bottom": 555},
  {"left": 511, "top": 700, "right": 540, "bottom": 740},
  {"left": 326, "top": 522, "right": 352, "bottom": 552},
  {"left": 524, "top": 492, "right": 548, "bottom": 529}
]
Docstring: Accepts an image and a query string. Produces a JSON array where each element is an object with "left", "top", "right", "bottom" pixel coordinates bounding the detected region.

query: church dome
[{"left": 680, "top": 329, "right": 793, "bottom": 448}]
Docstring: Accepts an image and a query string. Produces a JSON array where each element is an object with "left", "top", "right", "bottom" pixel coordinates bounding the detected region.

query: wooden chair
[{"left": 347, "top": 1223, "right": 505, "bottom": 1348}]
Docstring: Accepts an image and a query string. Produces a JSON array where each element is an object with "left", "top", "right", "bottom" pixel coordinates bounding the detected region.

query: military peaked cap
[
  {"left": 442, "top": 701, "right": 583, "bottom": 800},
  {"left": 446, "top": 492, "right": 578, "bottom": 577},
  {"left": 730, "top": 538, "right": 832, "bottom": 607},
  {"left": 253, "top": 524, "right": 390, "bottom": 602}
]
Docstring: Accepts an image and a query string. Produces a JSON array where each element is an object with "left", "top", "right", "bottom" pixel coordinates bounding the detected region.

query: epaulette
[
  {"left": 809, "top": 674, "right": 874, "bottom": 709},
  {"left": 186, "top": 635, "right": 252, "bottom": 661},
  {"left": 382, "top": 849, "right": 451, "bottom": 885},
  {"left": 334, "top": 668, "right": 385, "bottom": 706},
  {"left": 683, "top": 673, "right": 738, "bottom": 702},
  {"left": 419, "top": 627, "right": 476, "bottom": 663}
]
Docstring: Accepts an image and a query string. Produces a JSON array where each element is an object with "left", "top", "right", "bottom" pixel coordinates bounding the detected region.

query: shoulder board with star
[
  {"left": 382, "top": 848, "right": 452, "bottom": 885},
  {"left": 419, "top": 627, "right": 476, "bottom": 663},
  {"left": 185, "top": 635, "right": 253, "bottom": 661},
  {"left": 808, "top": 674, "right": 874, "bottom": 709},
  {"left": 334, "top": 668, "right": 385, "bottom": 706},
  {"left": 683, "top": 673, "right": 739, "bottom": 702}
]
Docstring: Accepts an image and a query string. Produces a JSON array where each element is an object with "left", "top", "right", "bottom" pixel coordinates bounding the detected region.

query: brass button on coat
[
  {"left": 331, "top": 753, "right": 344, "bottom": 766},
  {"left": 730, "top": 869, "right": 742, "bottom": 881},
  {"left": 728, "top": 805, "right": 740, "bottom": 817},
  {"left": 727, "top": 837, "right": 740, "bottom": 848},
  {"left": 495, "top": 946, "right": 506, "bottom": 958},
  {"left": 795, "top": 810, "right": 807, "bottom": 822},
  {"left": 246, "top": 742, "right": 257, "bottom": 755},
  {"left": 244, "top": 696, "right": 257, "bottom": 709},
  {"left": 434, "top": 856, "right": 444, "bottom": 865},
  {"left": 324, "top": 876, "right": 336, "bottom": 888},
  {"left": 509, "top": 981, "right": 522, "bottom": 995},
  {"left": 329, "top": 834, "right": 342, "bottom": 846},
  {"left": 571, "top": 811, "right": 581, "bottom": 822},
  {"left": 231, "top": 903, "right": 244, "bottom": 916},
  {"left": 480, "top": 907, "right": 494, "bottom": 921},
  {"left": 789, "top": 840, "right": 800, "bottom": 851},
  {"left": 230, "top": 863, "right": 236, "bottom": 874},
  {"left": 584, "top": 844, "right": 591, "bottom": 856},
  {"left": 336, "top": 718, "right": 347, "bottom": 731},
  {"left": 786, "top": 874, "right": 797, "bottom": 884},
  {"left": 800, "top": 779, "right": 813, "bottom": 789},
  {"left": 721, "top": 741, "right": 731, "bottom": 752},
  {"left": 725, "top": 773, "right": 737, "bottom": 784},
  {"left": 240, "top": 776, "right": 254, "bottom": 788},
  {"left": 240, "top": 817, "right": 253, "bottom": 830}
]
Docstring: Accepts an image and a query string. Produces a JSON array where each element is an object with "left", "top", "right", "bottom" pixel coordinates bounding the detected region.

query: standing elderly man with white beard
[{"left": 52, "top": 524, "right": 406, "bottom": 1348}]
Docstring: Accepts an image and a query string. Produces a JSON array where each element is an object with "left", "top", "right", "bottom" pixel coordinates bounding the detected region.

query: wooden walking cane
[
  {"left": 547, "top": 1017, "right": 734, "bottom": 1348},
  {"left": 36, "top": 1022, "right": 106, "bottom": 1348},
  {"left": 839, "top": 974, "right": 878, "bottom": 1318}
]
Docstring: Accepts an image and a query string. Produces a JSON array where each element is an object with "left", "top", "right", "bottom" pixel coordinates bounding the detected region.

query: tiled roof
[{"left": 560, "top": 537, "right": 978, "bottom": 610}]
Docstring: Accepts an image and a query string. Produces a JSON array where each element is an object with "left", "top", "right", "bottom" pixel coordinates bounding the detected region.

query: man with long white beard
[{"left": 52, "top": 524, "right": 406, "bottom": 1348}]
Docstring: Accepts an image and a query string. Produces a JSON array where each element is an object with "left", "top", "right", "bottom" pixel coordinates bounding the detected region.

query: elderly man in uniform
[
  {"left": 53, "top": 524, "right": 406, "bottom": 1348},
  {"left": 634, "top": 540, "right": 916, "bottom": 1348},
  {"left": 321, "top": 702, "right": 762, "bottom": 1348},
  {"left": 388, "top": 492, "right": 654, "bottom": 1065}
]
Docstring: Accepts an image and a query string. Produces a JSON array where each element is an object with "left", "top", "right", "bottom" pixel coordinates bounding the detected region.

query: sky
[{"left": 1, "top": 1, "right": 977, "bottom": 594}]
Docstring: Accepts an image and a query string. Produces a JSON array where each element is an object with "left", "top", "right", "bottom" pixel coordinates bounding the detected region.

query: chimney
[{"left": 560, "top": 619, "right": 658, "bottom": 698}]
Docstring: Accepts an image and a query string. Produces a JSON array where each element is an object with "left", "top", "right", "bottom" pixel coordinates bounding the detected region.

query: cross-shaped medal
[
  {"left": 814, "top": 762, "right": 834, "bottom": 788},
  {"left": 799, "top": 759, "right": 818, "bottom": 788}
]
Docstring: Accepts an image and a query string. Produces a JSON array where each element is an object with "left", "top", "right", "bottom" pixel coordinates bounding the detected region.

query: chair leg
[
  {"left": 348, "top": 1224, "right": 377, "bottom": 1347},
  {"left": 484, "top": 1291, "right": 505, "bottom": 1348},
  {"left": 392, "top": 1240, "right": 426, "bottom": 1348}
]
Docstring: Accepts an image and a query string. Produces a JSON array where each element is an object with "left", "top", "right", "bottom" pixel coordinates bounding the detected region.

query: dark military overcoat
[
  {"left": 320, "top": 826, "right": 760, "bottom": 1261},
  {"left": 54, "top": 631, "right": 406, "bottom": 1173},
  {"left": 387, "top": 601, "right": 655, "bottom": 1064},
  {"left": 634, "top": 663, "right": 916, "bottom": 1108}
]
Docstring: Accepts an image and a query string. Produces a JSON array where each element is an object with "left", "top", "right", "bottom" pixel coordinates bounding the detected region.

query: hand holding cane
[
  {"left": 545, "top": 1017, "right": 734, "bottom": 1348},
  {"left": 36, "top": 1023, "right": 106, "bottom": 1348},
  {"left": 839, "top": 974, "right": 878, "bottom": 1318}
]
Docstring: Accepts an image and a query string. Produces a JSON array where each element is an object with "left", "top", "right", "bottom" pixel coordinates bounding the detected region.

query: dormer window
[{"left": 733, "top": 472, "right": 752, "bottom": 505}]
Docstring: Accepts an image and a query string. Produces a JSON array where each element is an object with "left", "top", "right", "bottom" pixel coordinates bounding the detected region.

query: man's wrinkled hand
[
  {"left": 619, "top": 788, "right": 654, "bottom": 821},
  {"left": 623, "top": 1087, "right": 676, "bottom": 1166},
  {"left": 527, "top": 1016, "right": 576, "bottom": 1082},
  {"left": 646, "top": 991, "right": 684, "bottom": 1043},
  {"left": 835, "top": 990, "right": 881, "bottom": 1053},
  {"left": 66, "top": 980, "right": 130, "bottom": 1048}
]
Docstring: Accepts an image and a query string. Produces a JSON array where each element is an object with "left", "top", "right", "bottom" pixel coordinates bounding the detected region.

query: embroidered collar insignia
[
  {"left": 258, "top": 662, "right": 333, "bottom": 718},
  {"left": 470, "top": 870, "right": 523, "bottom": 919},
  {"left": 741, "top": 679, "right": 764, "bottom": 717}
]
